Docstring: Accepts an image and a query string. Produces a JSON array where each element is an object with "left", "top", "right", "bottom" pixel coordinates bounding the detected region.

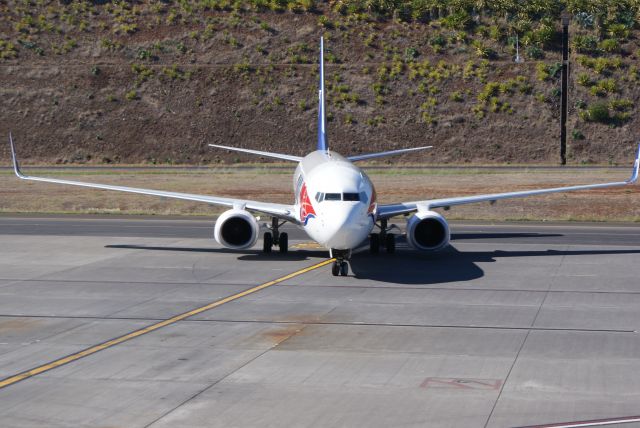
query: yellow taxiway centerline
[{"left": 0, "top": 258, "right": 335, "bottom": 390}]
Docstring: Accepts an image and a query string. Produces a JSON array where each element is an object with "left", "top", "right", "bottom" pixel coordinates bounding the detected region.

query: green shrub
[
  {"left": 572, "top": 34, "right": 598, "bottom": 54},
  {"left": 607, "top": 23, "right": 630, "bottom": 40},
  {"left": 131, "top": 63, "right": 154, "bottom": 84},
  {"left": 609, "top": 98, "right": 633, "bottom": 112},
  {"left": 572, "top": 129, "right": 585, "bottom": 140},
  {"left": 372, "top": 82, "right": 388, "bottom": 95},
  {"left": 162, "top": 64, "right": 189, "bottom": 80},
  {"left": 533, "top": 21, "right": 556, "bottom": 48},
  {"left": 526, "top": 45, "right": 544, "bottom": 59},
  {"left": 472, "top": 40, "right": 496, "bottom": 59},
  {"left": 233, "top": 59, "right": 253, "bottom": 74},
  {"left": 590, "top": 78, "right": 617, "bottom": 96},
  {"left": 488, "top": 25, "right": 503, "bottom": 42},
  {"left": 404, "top": 47, "right": 419, "bottom": 61},
  {"left": 441, "top": 11, "right": 472, "bottom": 30},
  {"left": 581, "top": 102, "right": 610, "bottom": 123},
  {"left": 478, "top": 82, "right": 500, "bottom": 102},
  {"left": 577, "top": 73, "right": 592, "bottom": 86},
  {"left": 318, "top": 16, "right": 333, "bottom": 29},
  {"left": 101, "top": 39, "right": 123, "bottom": 51},
  {"left": 578, "top": 56, "right": 622, "bottom": 76},
  {"left": 344, "top": 113, "right": 354, "bottom": 125},
  {"left": 429, "top": 34, "right": 446, "bottom": 53},
  {"left": 574, "top": 12, "right": 594, "bottom": 29},
  {"left": 518, "top": 82, "right": 533, "bottom": 95},
  {"left": 536, "top": 62, "right": 550, "bottom": 81},
  {"left": 366, "top": 115, "right": 385, "bottom": 126},
  {"left": 450, "top": 91, "right": 463, "bottom": 102},
  {"left": 125, "top": 90, "right": 138, "bottom": 101},
  {"left": 599, "top": 39, "right": 620, "bottom": 53}
]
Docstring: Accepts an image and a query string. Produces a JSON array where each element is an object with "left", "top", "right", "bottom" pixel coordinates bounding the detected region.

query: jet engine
[
  {"left": 213, "top": 209, "right": 259, "bottom": 249},
  {"left": 406, "top": 210, "right": 450, "bottom": 251}
]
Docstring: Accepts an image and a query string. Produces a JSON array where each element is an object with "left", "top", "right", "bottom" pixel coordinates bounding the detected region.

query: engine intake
[
  {"left": 214, "top": 209, "right": 259, "bottom": 249},
  {"left": 406, "top": 210, "right": 450, "bottom": 251}
]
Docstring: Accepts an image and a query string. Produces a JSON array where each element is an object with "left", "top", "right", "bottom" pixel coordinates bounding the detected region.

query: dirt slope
[{"left": 1, "top": 2, "right": 639, "bottom": 165}]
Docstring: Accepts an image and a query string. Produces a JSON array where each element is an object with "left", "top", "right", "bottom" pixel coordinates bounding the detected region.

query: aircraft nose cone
[{"left": 323, "top": 204, "right": 370, "bottom": 249}]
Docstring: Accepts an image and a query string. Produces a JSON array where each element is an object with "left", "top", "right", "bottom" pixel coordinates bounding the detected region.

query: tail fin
[{"left": 317, "top": 37, "right": 328, "bottom": 152}]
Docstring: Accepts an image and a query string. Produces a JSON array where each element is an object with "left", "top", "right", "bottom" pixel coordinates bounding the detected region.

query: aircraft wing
[
  {"left": 377, "top": 144, "right": 640, "bottom": 219},
  {"left": 9, "top": 134, "right": 298, "bottom": 223}
]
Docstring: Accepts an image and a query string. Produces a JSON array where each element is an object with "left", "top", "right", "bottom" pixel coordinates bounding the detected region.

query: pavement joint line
[
  {"left": 0, "top": 314, "right": 634, "bottom": 334},
  {"left": 0, "top": 257, "right": 334, "bottom": 390},
  {"left": 3, "top": 279, "right": 640, "bottom": 295},
  {"left": 484, "top": 247, "right": 568, "bottom": 428}
]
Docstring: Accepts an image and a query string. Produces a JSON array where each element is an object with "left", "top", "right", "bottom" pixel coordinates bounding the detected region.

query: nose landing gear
[{"left": 330, "top": 249, "right": 351, "bottom": 277}]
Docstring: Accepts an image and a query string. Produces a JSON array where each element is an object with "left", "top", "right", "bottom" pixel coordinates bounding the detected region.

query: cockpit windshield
[{"left": 315, "top": 192, "right": 367, "bottom": 202}]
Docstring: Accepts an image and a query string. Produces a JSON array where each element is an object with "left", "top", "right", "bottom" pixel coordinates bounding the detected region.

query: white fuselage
[{"left": 293, "top": 151, "right": 376, "bottom": 250}]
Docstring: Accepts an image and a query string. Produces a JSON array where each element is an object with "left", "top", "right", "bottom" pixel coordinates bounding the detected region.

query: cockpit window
[
  {"left": 324, "top": 193, "right": 342, "bottom": 201},
  {"left": 315, "top": 192, "right": 324, "bottom": 202},
  {"left": 343, "top": 193, "right": 360, "bottom": 201}
]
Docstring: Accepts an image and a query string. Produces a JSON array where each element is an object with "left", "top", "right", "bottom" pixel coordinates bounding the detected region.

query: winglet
[
  {"left": 317, "top": 37, "right": 328, "bottom": 152},
  {"left": 8, "top": 133, "right": 26, "bottom": 179},
  {"left": 628, "top": 143, "right": 640, "bottom": 184}
]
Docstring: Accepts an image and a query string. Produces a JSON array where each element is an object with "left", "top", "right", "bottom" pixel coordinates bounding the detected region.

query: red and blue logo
[{"left": 299, "top": 183, "right": 316, "bottom": 225}]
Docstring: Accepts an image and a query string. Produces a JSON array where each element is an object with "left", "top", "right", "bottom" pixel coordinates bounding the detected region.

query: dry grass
[{"left": 1, "top": 167, "right": 639, "bottom": 221}]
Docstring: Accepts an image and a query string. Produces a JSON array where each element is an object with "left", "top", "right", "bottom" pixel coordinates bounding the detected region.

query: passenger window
[
  {"left": 324, "top": 193, "right": 341, "bottom": 201},
  {"left": 343, "top": 193, "right": 360, "bottom": 201}
]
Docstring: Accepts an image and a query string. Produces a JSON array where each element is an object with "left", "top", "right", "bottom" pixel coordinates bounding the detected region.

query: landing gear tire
[
  {"left": 332, "top": 262, "right": 340, "bottom": 276},
  {"left": 263, "top": 232, "right": 273, "bottom": 253},
  {"left": 339, "top": 261, "right": 349, "bottom": 276},
  {"left": 369, "top": 233, "right": 380, "bottom": 254},
  {"left": 279, "top": 232, "right": 288, "bottom": 254},
  {"left": 385, "top": 233, "right": 395, "bottom": 254}
]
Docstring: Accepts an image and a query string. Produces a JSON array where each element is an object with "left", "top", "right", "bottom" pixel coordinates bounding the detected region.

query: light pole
[
  {"left": 514, "top": 34, "right": 523, "bottom": 63},
  {"left": 560, "top": 11, "right": 571, "bottom": 165}
]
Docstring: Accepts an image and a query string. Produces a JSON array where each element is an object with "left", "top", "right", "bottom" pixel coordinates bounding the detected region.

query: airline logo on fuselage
[{"left": 299, "top": 183, "right": 316, "bottom": 225}]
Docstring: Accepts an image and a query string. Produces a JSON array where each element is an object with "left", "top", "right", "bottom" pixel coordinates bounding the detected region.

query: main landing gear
[
  {"left": 331, "top": 249, "right": 351, "bottom": 277},
  {"left": 369, "top": 218, "right": 396, "bottom": 254},
  {"left": 263, "top": 217, "right": 288, "bottom": 254}
]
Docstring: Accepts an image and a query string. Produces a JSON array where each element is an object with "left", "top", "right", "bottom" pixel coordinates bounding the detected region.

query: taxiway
[{"left": 1, "top": 216, "right": 640, "bottom": 428}]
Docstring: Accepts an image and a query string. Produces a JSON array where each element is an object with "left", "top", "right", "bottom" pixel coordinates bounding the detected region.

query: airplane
[{"left": 8, "top": 38, "right": 640, "bottom": 277}]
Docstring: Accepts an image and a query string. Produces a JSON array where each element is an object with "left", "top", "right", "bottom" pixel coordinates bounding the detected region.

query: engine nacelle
[
  {"left": 213, "top": 209, "right": 259, "bottom": 250},
  {"left": 406, "top": 210, "right": 450, "bottom": 251}
]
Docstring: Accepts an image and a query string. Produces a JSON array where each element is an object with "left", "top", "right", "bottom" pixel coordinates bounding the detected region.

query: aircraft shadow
[
  {"left": 450, "top": 232, "right": 563, "bottom": 240},
  {"left": 350, "top": 245, "right": 640, "bottom": 285},
  {"left": 104, "top": 244, "right": 327, "bottom": 261},
  {"left": 106, "top": 233, "right": 640, "bottom": 286}
]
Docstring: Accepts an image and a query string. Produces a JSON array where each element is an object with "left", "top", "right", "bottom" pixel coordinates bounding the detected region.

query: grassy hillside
[{"left": 1, "top": 0, "right": 639, "bottom": 165}]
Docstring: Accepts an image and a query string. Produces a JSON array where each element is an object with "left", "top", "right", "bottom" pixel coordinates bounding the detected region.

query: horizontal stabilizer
[
  {"left": 347, "top": 146, "right": 432, "bottom": 162},
  {"left": 209, "top": 144, "right": 302, "bottom": 162}
]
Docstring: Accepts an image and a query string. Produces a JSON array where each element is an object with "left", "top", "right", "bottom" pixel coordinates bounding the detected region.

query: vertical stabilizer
[{"left": 317, "top": 37, "right": 328, "bottom": 152}]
